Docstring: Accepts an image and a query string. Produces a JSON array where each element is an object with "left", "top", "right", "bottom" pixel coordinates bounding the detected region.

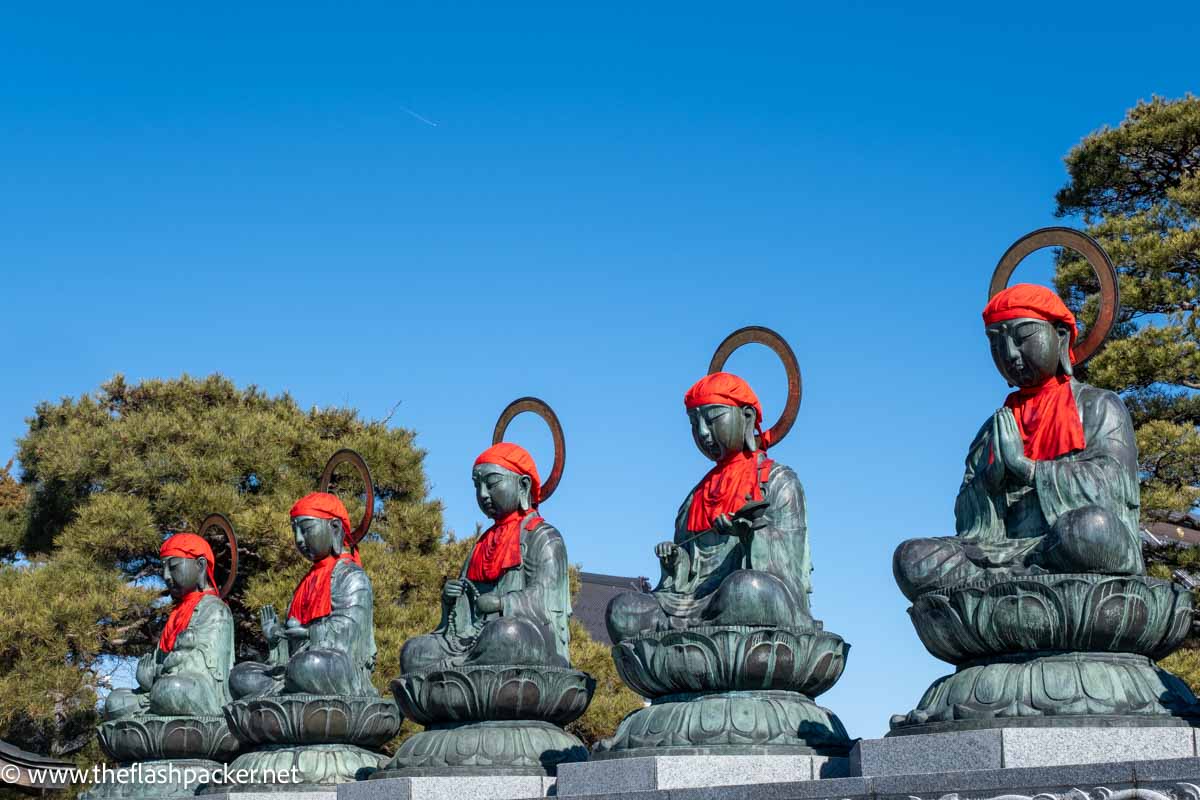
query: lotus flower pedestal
[
  {"left": 594, "top": 624, "right": 853, "bottom": 760},
  {"left": 204, "top": 694, "right": 399, "bottom": 791},
  {"left": 81, "top": 715, "right": 238, "bottom": 799},
  {"left": 890, "top": 573, "right": 1200, "bottom": 734},
  {"left": 373, "top": 664, "right": 594, "bottom": 778}
]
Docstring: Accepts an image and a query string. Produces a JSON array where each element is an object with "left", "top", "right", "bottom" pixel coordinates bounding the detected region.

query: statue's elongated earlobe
[
  {"left": 330, "top": 520, "right": 344, "bottom": 555},
  {"left": 1060, "top": 348, "right": 1074, "bottom": 377},
  {"left": 1058, "top": 325, "right": 1074, "bottom": 377},
  {"left": 743, "top": 406, "right": 759, "bottom": 453}
]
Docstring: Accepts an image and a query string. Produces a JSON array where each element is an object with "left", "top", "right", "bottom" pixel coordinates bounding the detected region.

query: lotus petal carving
[
  {"left": 219, "top": 744, "right": 383, "bottom": 787},
  {"left": 380, "top": 720, "right": 586, "bottom": 775},
  {"left": 223, "top": 694, "right": 400, "bottom": 748},
  {"left": 80, "top": 758, "right": 224, "bottom": 800},
  {"left": 890, "top": 651, "right": 1200, "bottom": 732},
  {"left": 909, "top": 574, "right": 1192, "bottom": 665},
  {"left": 594, "top": 689, "right": 851, "bottom": 758},
  {"left": 611, "top": 625, "right": 848, "bottom": 699},
  {"left": 392, "top": 665, "right": 595, "bottom": 726},
  {"left": 97, "top": 715, "right": 237, "bottom": 763}
]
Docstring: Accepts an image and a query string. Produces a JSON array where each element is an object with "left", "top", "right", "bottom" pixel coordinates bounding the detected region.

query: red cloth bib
[
  {"left": 686, "top": 451, "right": 772, "bottom": 533},
  {"left": 1004, "top": 374, "right": 1086, "bottom": 461},
  {"left": 287, "top": 551, "right": 362, "bottom": 625},
  {"left": 159, "top": 590, "right": 219, "bottom": 652},
  {"left": 467, "top": 511, "right": 542, "bottom": 582}
]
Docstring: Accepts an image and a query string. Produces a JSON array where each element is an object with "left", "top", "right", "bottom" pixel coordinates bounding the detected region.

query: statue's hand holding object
[
  {"left": 442, "top": 579, "right": 465, "bottom": 602},
  {"left": 713, "top": 499, "right": 769, "bottom": 545},
  {"left": 655, "top": 541, "right": 680, "bottom": 569},
  {"left": 284, "top": 618, "right": 309, "bottom": 641}
]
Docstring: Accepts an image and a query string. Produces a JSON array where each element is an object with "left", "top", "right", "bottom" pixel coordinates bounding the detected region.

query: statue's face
[
  {"left": 162, "top": 556, "right": 205, "bottom": 600},
  {"left": 472, "top": 463, "right": 531, "bottom": 519},
  {"left": 292, "top": 516, "right": 342, "bottom": 562},
  {"left": 985, "top": 317, "right": 1069, "bottom": 388},
  {"left": 688, "top": 403, "right": 756, "bottom": 462}
]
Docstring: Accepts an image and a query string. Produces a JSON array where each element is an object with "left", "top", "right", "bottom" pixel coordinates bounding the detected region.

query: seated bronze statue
[
  {"left": 893, "top": 277, "right": 1143, "bottom": 601},
  {"left": 105, "top": 522, "right": 235, "bottom": 719},
  {"left": 211, "top": 452, "right": 401, "bottom": 791},
  {"left": 401, "top": 399, "right": 570, "bottom": 672},
  {"left": 607, "top": 329, "right": 813, "bottom": 642},
  {"left": 230, "top": 491, "right": 378, "bottom": 698},
  {"left": 381, "top": 400, "right": 594, "bottom": 776},
  {"left": 594, "top": 328, "right": 852, "bottom": 759},
  {"left": 884, "top": 229, "right": 1200, "bottom": 733}
]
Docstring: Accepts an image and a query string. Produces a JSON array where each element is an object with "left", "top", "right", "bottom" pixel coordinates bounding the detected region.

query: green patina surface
[
  {"left": 382, "top": 446, "right": 593, "bottom": 776},
  {"left": 890, "top": 311, "right": 1199, "bottom": 732},
  {"left": 600, "top": 368, "right": 852, "bottom": 756}
]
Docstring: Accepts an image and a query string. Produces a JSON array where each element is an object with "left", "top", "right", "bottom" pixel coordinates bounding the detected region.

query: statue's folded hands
[
  {"left": 886, "top": 228, "right": 1200, "bottom": 733},
  {"left": 893, "top": 281, "right": 1143, "bottom": 602}
]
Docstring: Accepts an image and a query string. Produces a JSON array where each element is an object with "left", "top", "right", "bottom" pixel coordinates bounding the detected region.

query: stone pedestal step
[
  {"left": 556, "top": 754, "right": 849, "bottom": 796},
  {"left": 853, "top": 725, "right": 1199, "bottom": 776},
  {"left": 520, "top": 755, "right": 1200, "bottom": 800},
  {"left": 340, "top": 775, "right": 555, "bottom": 800}
]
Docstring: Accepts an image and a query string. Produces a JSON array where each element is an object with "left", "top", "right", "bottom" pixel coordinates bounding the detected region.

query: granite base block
[
  {"left": 536, "top": 756, "right": 1200, "bottom": 800},
  {"left": 852, "top": 727, "right": 1197, "bottom": 776},
  {"left": 555, "top": 755, "right": 849, "bottom": 796},
  {"left": 200, "top": 794, "right": 336, "bottom": 800},
  {"left": 337, "top": 774, "right": 555, "bottom": 800}
]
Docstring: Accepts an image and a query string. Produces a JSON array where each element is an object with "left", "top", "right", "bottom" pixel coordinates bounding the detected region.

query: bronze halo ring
[
  {"left": 990, "top": 226, "right": 1119, "bottom": 365},
  {"left": 492, "top": 397, "right": 565, "bottom": 503},
  {"left": 197, "top": 513, "right": 239, "bottom": 599},
  {"left": 319, "top": 449, "right": 375, "bottom": 546},
  {"left": 708, "top": 325, "right": 802, "bottom": 446}
]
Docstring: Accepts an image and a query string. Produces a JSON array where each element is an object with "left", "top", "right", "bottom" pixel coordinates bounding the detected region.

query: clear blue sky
[{"left": 1, "top": 1, "right": 1196, "bottom": 740}]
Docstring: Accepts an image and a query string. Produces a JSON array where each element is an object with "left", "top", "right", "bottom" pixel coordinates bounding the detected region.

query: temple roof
[
  {"left": 1141, "top": 512, "right": 1200, "bottom": 548},
  {"left": 575, "top": 571, "right": 650, "bottom": 646},
  {"left": 0, "top": 739, "right": 75, "bottom": 793}
]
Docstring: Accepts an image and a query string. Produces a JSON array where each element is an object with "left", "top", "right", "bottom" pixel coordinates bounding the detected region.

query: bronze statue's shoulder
[
  {"left": 523, "top": 517, "right": 565, "bottom": 550},
  {"left": 1071, "top": 379, "right": 1135, "bottom": 430},
  {"left": 331, "top": 556, "right": 372, "bottom": 595},
  {"left": 193, "top": 592, "right": 232, "bottom": 622},
  {"left": 765, "top": 459, "right": 800, "bottom": 483},
  {"left": 1072, "top": 379, "right": 1126, "bottom": 408}
]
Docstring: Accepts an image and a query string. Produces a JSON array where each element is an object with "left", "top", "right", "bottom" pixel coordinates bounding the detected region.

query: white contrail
[{"left": 400, "top": 106, "right": 438, "bottom": 127}]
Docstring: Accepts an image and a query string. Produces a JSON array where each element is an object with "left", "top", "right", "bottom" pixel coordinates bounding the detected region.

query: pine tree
[
  {"left": 1054, "top": 94, "right": 1200, "bottom": 513},
  {"left": 0, "top": 373, "right": 639, "bottom": 777},
  {"left": 1052, "top": 95, "right": 1200, "bottom": 686}
]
